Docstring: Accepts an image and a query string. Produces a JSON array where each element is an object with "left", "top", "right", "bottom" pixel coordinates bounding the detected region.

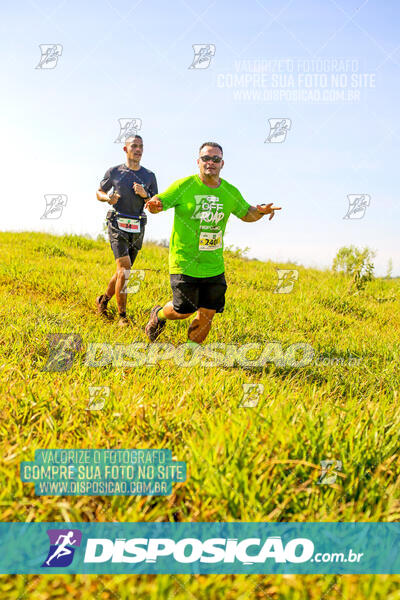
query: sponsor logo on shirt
[{"left": 191, "top": 195, "right": 225, "bottom": 225}]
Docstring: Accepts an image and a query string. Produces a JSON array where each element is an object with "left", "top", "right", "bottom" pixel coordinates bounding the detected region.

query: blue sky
[{"left": 2, "top": 0, "right": 399, "bottom": 275}]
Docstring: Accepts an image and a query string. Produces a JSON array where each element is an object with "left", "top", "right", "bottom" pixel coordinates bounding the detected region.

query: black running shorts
[
  {"left": 170, "top": 273, "right": 227, "bottom": 314},
  {"left": 107, "top": 219, "right": 145, "bottom": 263}
]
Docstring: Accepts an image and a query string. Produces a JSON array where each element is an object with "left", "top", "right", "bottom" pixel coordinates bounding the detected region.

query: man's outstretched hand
[
  {"left": 145, "top": 197, "right": 163, "bottom": 214},
  {"left": 257, "top": 203, "right": 282, "bottom": 220}
]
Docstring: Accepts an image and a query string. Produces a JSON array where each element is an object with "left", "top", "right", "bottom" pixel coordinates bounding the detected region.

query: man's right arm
[
  {"left": 145, "top": 178, "right": 184, "bottom": 214},
  {"left": 97, "top": 168, "right": 119, "bottom": 205},
  {"left": 96, "top": 188, "right": 119, "bottom": 205}
]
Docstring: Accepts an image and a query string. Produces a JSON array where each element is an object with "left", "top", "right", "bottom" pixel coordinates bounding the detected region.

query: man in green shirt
[{"left": 144, "top": 142, "right": 281, "bottom": 345}]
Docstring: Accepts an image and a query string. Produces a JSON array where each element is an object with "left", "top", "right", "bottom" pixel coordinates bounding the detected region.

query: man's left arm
[
  {"left": 148, "top": 172, "right": 158, "bottom": 197},
  {"left": 240, "top": 203, "right": 282, "bottom": 222}
]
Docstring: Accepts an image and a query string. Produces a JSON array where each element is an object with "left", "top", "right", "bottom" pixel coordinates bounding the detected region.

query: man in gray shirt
[{"left": 96, "top": 135, "right": 158, "bottom": 326}]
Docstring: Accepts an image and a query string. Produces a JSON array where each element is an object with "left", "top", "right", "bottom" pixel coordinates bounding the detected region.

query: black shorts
[
  {"left": 107, "top": 219, "right": 145, "bottom": 263},
  {"left": 170, "top": 273, "right": 227, "bottom": 314}
]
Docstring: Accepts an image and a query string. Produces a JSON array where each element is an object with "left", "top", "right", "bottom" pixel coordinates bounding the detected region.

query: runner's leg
[
  {"left": 159, "top": 301, "right": 193, "bottom": 320},
  {"left": 188, "top": 307, "right": 215, "bottom": 343},
  {"left": 98, "top": 219, "right": 129, "bottom": 314},
  {"left": 115, "top": 255, "right": 131, "bottom": 315},
  {"left": 145, "top": 275, "right": 197, "bottom": 341},
  {"left": 104, "top": 271, "right": 117, "bottom": 299}
]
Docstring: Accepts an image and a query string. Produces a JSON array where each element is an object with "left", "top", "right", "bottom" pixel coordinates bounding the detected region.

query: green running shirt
[{"left": 157, "top": 174, "right": 250, "bottom": 277}]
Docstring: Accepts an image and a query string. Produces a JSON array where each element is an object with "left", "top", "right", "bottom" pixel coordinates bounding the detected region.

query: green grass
[{"left": 1, "top": 231, "right": 400, "bottom": 599}]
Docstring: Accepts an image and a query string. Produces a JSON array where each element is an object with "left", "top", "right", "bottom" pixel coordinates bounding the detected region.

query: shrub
[{"left": 332, "top": 245, "right": 376, "bottom": 291}]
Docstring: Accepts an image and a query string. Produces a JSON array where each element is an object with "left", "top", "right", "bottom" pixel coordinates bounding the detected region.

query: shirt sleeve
[
  {"left": 149, "top": 172, "right": 158, "bottom": 197},
  {"left": 99, "top": 168, "right": 113, "bottom": 193},
  {"left": 229, "top": 185, "right": 250, "bottom": 219},
  {"left": 157, "top": 179, "right": 183, "bottom": 211}
]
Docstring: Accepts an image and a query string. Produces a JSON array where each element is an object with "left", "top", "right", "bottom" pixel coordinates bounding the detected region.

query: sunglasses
[{"left": 200, "top": 155, "right": 223, "bottom": 163}]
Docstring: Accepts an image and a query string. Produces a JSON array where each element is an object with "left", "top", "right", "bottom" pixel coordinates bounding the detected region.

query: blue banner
[{"left": 0, "top": 522, "right": 399, "bottom": 574}]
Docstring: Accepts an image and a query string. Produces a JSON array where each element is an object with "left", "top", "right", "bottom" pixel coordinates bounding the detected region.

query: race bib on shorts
[
  {"left": 199, "top": 230, "right": 222, "bottom": 251},
  {"left": 116, "top": 217, "right": 141, "bottom": 233}
]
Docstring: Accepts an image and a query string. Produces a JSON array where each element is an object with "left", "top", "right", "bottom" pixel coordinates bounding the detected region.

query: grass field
[{"left": 1, "top": 231, "right": 400, "bottom": 599}]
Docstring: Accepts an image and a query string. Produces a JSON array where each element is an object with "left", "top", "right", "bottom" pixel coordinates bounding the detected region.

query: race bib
[
  {"left": 199, "top": 230, "right": 222, "bottom": 251},
  {"left": 116, "top": 217, "right": 141, "bottom": 233}
]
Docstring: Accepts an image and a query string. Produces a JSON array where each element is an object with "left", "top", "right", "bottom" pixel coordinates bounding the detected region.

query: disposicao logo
[
  {"left": 42, "top": 529, "right": 82, "bottom": 567},
  {"left": 41, "top": 532, "right": 316, "bottom": 568},
  {"left": 83, "top": 536, "right": 314, "bottom": 564}
]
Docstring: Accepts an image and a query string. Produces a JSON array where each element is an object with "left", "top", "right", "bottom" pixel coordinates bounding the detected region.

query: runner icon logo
[
  {"left": 265, "top": 119, "right": 291, "bottom": 143},
  {"left": 36, "top": 44, "right": 63, "bottom": 69},
  {"left": 42, "top": 334, "right": 82, "bottom": 372},
  {"left": 87, "top": 386, "right": 110, "bottom": 411},
  {"left": 239, "top": 383, "right": 264, "bottom": 408},
  {"left": 188, "top": 44, "right": 216, "bottom": 69},
  {"left": 317, "top": 460, "right": 343, "bottom": 485},
  {"left": 42, "top": 529, "right": 82, "bottom": 568},
  {"left": 274, "top": 269, "right": 299, "bottom": 294},
  {"left": 41, "top": 194, "right": 68, "bottom": 220},
  {"left": 343, "top": 194, "right": 370, "bottom": 220},
  {"left": 114, "top": 118, "right": 142, "bottom": 143},
  {"left": 121, "top": 270, "right": 145, "bottom": 294}
]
